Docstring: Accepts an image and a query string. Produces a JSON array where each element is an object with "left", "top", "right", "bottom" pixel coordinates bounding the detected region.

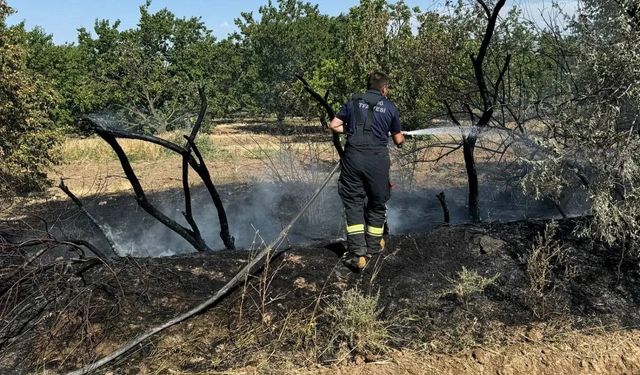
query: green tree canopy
[{"left": 0, "top": 1, "right": 62, "bottom": 195}]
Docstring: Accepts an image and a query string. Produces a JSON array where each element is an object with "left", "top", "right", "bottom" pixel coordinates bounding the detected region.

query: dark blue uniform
[
  {"left": 336, "top": 90, "right": 402, "bottom": 147},
  {"left": 335, "top": 90, "right": 402, "bottom": 256}
]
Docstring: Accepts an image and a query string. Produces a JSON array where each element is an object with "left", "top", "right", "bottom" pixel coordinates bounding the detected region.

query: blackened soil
[{"left": 1, "top": 218, "right": 640, "bottom": 374}]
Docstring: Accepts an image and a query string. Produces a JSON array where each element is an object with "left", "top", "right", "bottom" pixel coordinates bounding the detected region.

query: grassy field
[
  {"left": 49, "top": 120, "right": 506, "bottom": 201},
  {"left": 50, "top": 122, "right": 337, "bottom": 196}
]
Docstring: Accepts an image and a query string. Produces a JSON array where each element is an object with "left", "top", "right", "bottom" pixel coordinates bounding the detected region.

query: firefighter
[{"left": 328, "top": 71, "right": 404, "bottom": 270}]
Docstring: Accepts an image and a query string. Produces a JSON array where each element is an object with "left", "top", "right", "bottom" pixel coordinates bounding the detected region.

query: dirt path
[{"left": 319, "top": 330, "right": 640, "bottom": 375}]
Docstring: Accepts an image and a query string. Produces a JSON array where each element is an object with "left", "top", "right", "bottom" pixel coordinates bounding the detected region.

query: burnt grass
[{"left": 2, "top": 218, "right": 640, "bottom": 374}]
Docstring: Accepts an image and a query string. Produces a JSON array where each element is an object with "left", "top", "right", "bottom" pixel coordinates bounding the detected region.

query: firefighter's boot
[
  {"left": 366, "top": 225, "right": 385, "bottom": 255},
  {"left": 342, "top": 252, "right": 368, "bottom": 271}
]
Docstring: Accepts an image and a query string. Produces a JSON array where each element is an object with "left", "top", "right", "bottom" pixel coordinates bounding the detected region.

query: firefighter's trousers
[{"left": 338, "top": 146, "right": 390, "bottom": 256}]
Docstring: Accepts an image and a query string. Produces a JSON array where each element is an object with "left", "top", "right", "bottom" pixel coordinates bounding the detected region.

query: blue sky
[{"left": 6, "top": 0, "right": 578, "bottom": 45}]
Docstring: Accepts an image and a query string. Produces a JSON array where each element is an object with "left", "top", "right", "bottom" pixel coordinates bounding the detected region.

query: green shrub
[{"left": 443, "top": 267, "right": 500, "bottom": 307}]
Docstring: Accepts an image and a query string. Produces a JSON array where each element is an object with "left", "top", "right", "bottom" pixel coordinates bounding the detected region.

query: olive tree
[{"left": 522, "top": 0, "right": 640, "bottom": 254}]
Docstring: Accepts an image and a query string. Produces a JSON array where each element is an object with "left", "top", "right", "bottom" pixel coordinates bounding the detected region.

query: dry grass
[
  {"left": 60, "top": 137, "right": 166, "bottom": 163},
  {"left": 46, "top": 119, "right": 518, "bottom": 204},
  {"left": 325, "top": 289, "right": 389, "bottom": 357},
  {"left": 59, "top": 131, "right": 233, "bottom": 164},
  {"left": 526, "top": 221, "right": 577, "bottom": 318}
]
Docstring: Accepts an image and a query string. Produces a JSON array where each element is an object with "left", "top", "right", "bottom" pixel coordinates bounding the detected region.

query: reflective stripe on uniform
[
  {"left": 367, "top": 225, "right": 384, "bottom": 237},
  {"left": 346, "top": 223, "right": 365, "bottom": 234}
]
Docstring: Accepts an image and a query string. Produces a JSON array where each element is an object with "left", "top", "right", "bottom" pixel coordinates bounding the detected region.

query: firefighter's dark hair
[{"left": 367, "top": 71, "right": 389, "bottom": 91}]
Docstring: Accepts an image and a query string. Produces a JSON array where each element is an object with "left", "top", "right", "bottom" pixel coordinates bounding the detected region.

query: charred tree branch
[
  {"left": 445, "top": 0, "right": 506, "bottom": 222},
  {"left": 493, "top": 54, "right": 512, "bottom": 104},
  {"left": 473, "top": 0, "right": 507, "bottom": 111},
  {"left": 95, "top": 130, "right": 211, "bottom": 252},
  {"left": 181, "top": 152, "right": 204, "bottom": 247},
  {"left": 295, "top": 74, "right": 344, "bottom": 159},
  {"left": 186, "top": 86, "right": 207, "bottom": 143},
  {"left": 444, "top": 101, "right": 462, "bottom": 127},
  {"left": 477, "top": 0, "right": 492, "bottom": 19},
  {"left": 419, "top": 143, "right": 463, "bottom": 163},
  {"left": 58, "top": 179, "right": 120, "bottom": 257},
  {"left": 185, "top": 137, "right": 235, "bottom": 250},
  {"left": 180, "top": 86, "right": 208, "bottom": 245},
  {"left": 78, "top": 120, "right": 183, "bottom": 153},
  {"left": 79, "top": 87, "right": 235, "bottom": 250}
]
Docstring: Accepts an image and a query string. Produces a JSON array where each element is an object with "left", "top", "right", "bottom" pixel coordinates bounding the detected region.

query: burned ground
[
  {"left": 2, "top": 218, "right": 640, "bottom": 374},
  {"left": 0, "top": 122, "right": 632, "bottom": 374},
  {"left": 5, "top": 174, "right": 567, "bottom": 258}
]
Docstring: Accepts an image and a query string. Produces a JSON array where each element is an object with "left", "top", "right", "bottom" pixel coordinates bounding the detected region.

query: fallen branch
[
  {"left": 59, "top": 179, "right": 121, "bottom": 256},
  {"left": 9, "top": 238, "right": 107, "bottom": 260},
  {"left": 65, "top": 161, "right": 341, "bottom": 375},
  {"left": 0, "top": 238, "right": 106, "bottom": 299}
]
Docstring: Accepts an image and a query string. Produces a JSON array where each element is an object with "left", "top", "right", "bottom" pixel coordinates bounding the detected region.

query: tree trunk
[
  {"left": 436, "top": 191, "right": 450, "bottom": 224},
  {"left": 98, "top": 130, "right": 212, "bottom": 252},
  {"left": 463, "top": 135, "right": 480, "bottom": 222}
]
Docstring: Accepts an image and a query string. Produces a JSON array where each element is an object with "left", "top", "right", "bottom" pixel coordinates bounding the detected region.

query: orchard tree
[
  {"left": 74, "top": 1, "right": 217, "bottom": 134},
  {"left": 0, "top": 1, "right": 62, "bottom": 196},
  {"left": 522, "top": 0, "right": 640, "bottom": 254},
  {"left": 18, "top": 26, "right": 91, "bottom": 129},
  {"left": 235, "top": 0, "right": 341, "bottom": 120}
]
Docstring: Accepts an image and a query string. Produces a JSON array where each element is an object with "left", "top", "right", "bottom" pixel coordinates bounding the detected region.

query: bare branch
[
  {"left": 181, "top": 148, "right": 202, "bottom": 242},
  {"left": 59, "top": 179, "right": 120, "bottom": 257},
  {"left": 418, "top": 143, "right": 464, "bottom": 163},
  {"left": 80, "top": 85, "right": 235, "bottom": 250},
  {"left": 477, "top": 0, "right": 492, "bottom": 19},
  {"left": 185, "top": 137, "right": 235, "bottom": 250},
  {"left": 493, "top": 54, "right": 512, "bottom": 104},
  {"left": 78, "top": 119, "right": 184, "bottom": 154},
  {"left": 295, "top": 74, "right": 344, "bottom": 159},
  {"left": 444, "top": 100, "right": 462, "bottom": 127},
  {"left": 186, "top": 85, "right": 207, "bottom": 147},
  {"left": 472, "top": 0, "right": 507, "bottom": 111},
  {"left": 95, "top": 130, "right": 211, "bottom": 252},
  {"left": 179, "top": 86, "right": 208, "bottom": 242}
]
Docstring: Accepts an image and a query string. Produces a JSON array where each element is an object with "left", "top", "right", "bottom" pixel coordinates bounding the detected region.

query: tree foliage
[
  {"left": 233, "top": 0, "right": 343, "bottom": 119},
  {"left": 5, "top": 0, "right": 640, "bottom": 257},
  {"left": 522, "top": 0, "right": 640, "bottom": 254},
  {"left": 0, "top": 1, "right": 62, "bottom": 195},
  {"left": 8, "top": 0, "right": 511, "bottom": 133}
]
